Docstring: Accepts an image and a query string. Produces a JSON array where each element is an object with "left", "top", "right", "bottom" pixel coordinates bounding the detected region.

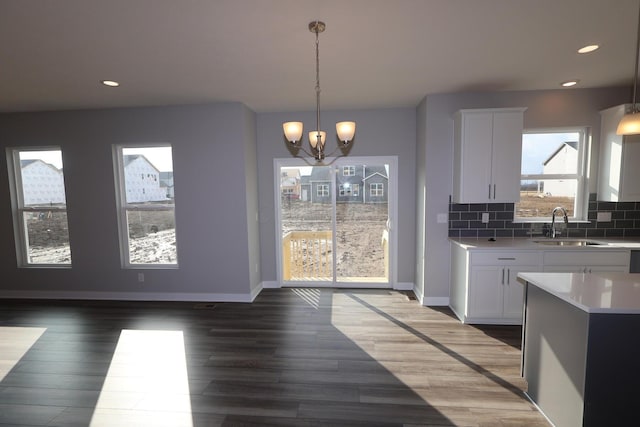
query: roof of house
[
  {"left": 20, "top": 158, "right": 61, "bottom": 172},
  {"left": 124, "top": 154, "right": 160, "bottom": 173},
  {"left": 543, "top": 141, "right": 578, "bottom": 166}
]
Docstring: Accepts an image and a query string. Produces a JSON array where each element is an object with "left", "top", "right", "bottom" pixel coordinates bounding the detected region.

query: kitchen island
[{"left": 518, "top": 272, "right": 640, "bottom": 427}]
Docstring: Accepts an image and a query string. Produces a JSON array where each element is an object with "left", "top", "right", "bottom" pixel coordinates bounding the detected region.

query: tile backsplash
[{"left": 448, "top": 194, "right": 640, "bottom": 239}]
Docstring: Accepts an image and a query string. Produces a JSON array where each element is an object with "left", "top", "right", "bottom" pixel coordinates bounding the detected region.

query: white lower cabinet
[
  {"left": 450, "top": 245, "right": 632, "bottom": 325},
  {"left": 451, "top": 246, "right": 540, "bottom": 325},
  {"left": 542, "top": 251, "right": 630, "bottom": 273}
]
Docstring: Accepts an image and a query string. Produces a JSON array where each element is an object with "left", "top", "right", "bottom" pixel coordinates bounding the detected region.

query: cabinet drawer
[
  {"left": 542, "top": 250, "right": 629, "bottom": 266},
  {"left": 471, "top": 251, "right": 540, "bottom": 266}
]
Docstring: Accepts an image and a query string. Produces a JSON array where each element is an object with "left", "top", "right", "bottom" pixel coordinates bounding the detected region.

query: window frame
[
  {"left": 339, "top": 183, "right": 360, "bottom": 197},
  {"left": 370, "top": 183, "right": 384, "bottom": 197},
  {"left": 113, "top": 144, "right": 179, "bottom": 269},
  {"left": 343, "top": 166, "right": 355, "bottom": 176},
  {"left": 317, "top": 184, "right": 329, "bottom": 197},
  {"left": 515, "top": 127, "right": 590, "bottom": 222},
  {"left": 6, "top": 146, "right": 72, "bottom": 268}
]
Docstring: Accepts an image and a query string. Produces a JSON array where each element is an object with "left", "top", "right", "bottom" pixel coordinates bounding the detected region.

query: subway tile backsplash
[{"left": 448, "top": 194, "right": 640, "bottom": 239}]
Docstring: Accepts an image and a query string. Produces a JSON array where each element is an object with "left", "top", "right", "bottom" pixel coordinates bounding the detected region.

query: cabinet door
[
  {"left": 491, "top": 111, "right": 523, "bottom": 202},
  {"left": 503, "top": 265, "right": 536, "bottom": 320},
  {"left": 586, "top": 265, "right": 629, "bottom": 274},
  {"left": 468, "top": 265, "right": 503, "bottom": 318},
  {"left": 543, "top": 265, "right": 583, "bottom": 273},
  {"left": 598, "top": 105, "right": 640, "bottom": 201},
  {"left": 544, "top": 265, "right": 629, "bottom": 273},
  {"left": 620, "top": 137, "right": 640, "bottom": 201},
  {"left": 458, "top": 112, "right": 493, "bottom": 203}
]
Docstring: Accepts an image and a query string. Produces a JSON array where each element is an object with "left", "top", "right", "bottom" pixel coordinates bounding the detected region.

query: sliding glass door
[{"left": 276, "top": 157, "right": 395, "bottom": 287}]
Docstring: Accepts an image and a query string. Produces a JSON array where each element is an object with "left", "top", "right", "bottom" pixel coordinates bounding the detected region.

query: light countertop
[
  {"left": 450, "top": 237, "right": 640, "bottom": 250},
  {"left": 518, "top": 271, "right": 640, "bottom": 314}
]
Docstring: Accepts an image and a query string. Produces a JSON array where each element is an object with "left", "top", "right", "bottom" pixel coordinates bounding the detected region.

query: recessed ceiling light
[
  {"left": 561, "top": 80, "right": 579, "bottom": 87},
  {"left": 578, "top": 44, "right": 599, "bottom": 54},
  {"left": 101, "top": 80, "right": 120, "bottom": 87}
]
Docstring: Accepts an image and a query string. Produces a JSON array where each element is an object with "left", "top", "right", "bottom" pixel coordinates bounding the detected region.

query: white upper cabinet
[
  {"left": 453, "top": 108, "right": 526, "bottom": 203},
  {"left": 598, "top": 104, "right": 640, "bottom": 202}
]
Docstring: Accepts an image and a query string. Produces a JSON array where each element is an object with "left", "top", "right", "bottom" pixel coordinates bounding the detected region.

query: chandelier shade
[
  {"left": 283, "top": 21, "right": 356, "bottom": 161},
  {"left": 617, "top": 4, "right": 640, "bottom": 135},
  {"left": 336, "top": 121, "right": 356, "bottom": 144},
  {"left": 283, "top": 122, "right": 303, "bottom": 143},
  {"left": 308, "top": 130, "right": 326, "bottom": 148},
  {"left": 617, "top": 111, "right": 640, "bottom": 135}
]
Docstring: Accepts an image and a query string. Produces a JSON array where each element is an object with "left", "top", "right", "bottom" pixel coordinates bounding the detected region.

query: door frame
[{"left": 274, "top": 156, "right": 398, "bottom": 288}]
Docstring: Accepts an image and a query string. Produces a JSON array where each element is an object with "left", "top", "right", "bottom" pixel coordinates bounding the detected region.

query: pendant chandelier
[
  {"left": 617, "top": 4, "right": 640, "bottom": 135},
  {"left": 283, "top": 21, "right": 356, "bottom": 161}
]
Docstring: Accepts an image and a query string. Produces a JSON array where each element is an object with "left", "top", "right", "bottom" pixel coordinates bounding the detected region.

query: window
[
  {"left": 114, "top": 145, "right": 178, "bottom": 267},
  {"left": 343, "top": 166, "right": 355, "bottom": 176},
  {"left": 317, "top": 184, "right": 329, "bottom": 197},
  {"left": 7, "top": 148, "right": 71, "bottom": 266},
  {"left": 339, "top": 183, "right": 360, "bottom": 196},
  {"left": 370, "top": 183, "right": 384, "bottom": 197},
  {"left": 515, "top": 129, "right": 588, "bottom": 221}
]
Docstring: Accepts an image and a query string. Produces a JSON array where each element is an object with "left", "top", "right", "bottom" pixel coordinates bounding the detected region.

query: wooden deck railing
[
  {"left": 282, "top": 229, "right": 389, "bottom": 282},
  {"left": 282, "top": 230, "right": 333, "bottom": 280}
]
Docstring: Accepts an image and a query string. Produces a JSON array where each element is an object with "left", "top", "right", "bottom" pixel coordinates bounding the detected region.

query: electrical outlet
[
  {"left": 481, "top": 212, "right": 490, "bottom": 223},
  {"left": 138, "top": 273, "right": 145, "bottom": 283},
  {"left": 597, "top": 212, "right": 612, "bottom": 222},
  {"left": 436, "top": 213, "right": 448, "bottom": 224}
]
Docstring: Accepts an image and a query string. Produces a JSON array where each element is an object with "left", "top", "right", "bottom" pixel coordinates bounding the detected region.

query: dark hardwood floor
[{"left": 0, "top": 289, "right": 549, "bottom": 426}]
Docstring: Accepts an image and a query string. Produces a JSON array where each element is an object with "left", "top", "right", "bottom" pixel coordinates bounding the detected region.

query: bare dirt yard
[
  {"left": 29, "top": 201, "right": 388, "bottom": 278},
  {"left": 517, "top": 192, "right": 574, "bottom": 218},
  {"left": 281, "top": 199, "right": 388, "bottom": 278}
]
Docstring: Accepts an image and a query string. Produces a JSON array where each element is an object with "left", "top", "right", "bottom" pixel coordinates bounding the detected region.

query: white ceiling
[{"left": 2, "top": 0, "right": 638, "bottom": 113}]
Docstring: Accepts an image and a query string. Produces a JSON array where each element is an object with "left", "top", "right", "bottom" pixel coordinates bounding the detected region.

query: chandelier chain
[
  {"left": 314, "top": 22, "right": 322, "bottom": 143},
  {"left": 633, "top": 4, "right": 640, "bottom": 113}
]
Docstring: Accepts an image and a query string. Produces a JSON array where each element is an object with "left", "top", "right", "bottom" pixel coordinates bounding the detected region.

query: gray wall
[
  {"left": 416, "top": 87, "right": 630, "bottom": 303},
  {"left": 0, "top": 87, "right": 632, "bottom": 303},
  {"left": 0, "top": 103, "right": 260, "bottom": 300},
  {"left": 256, "top": 108, "right": 417, "bottom": 286}
]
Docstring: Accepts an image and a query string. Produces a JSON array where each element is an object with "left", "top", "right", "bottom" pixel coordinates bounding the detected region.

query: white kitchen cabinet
[
  {"left": 542, "top": 250, "right": 630, "bottom": 273},
  {"left": 598, "top": 105, "right": 640, "bottom": 202},
  {"left": 450, "top": 245, "right": 540, "bottom": 324},
  {"left": 453, "top": 108, "right": 526, "bottom": 203}
]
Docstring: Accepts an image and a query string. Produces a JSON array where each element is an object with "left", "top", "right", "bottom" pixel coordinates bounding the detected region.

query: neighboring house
[
  {"left": 300, "top": 175, "right": 311, "bottom": 201},
  {"left": 362, "top": 165, "right": 389, "bottom": 204},
  {"left": 308, "top": 167, "right": 332, "bottom": 203},
  {"left": 20, "top": 159, "right": 66, "bottom": 206},
  {"left": 280, "top": 168, "right": 301, "bottom": 199},
  {"left": 306, "top": 165, "right": 389, "bottom": 204},
  {"left": 542, "top": 141, "right": 578, "bottom": 197},
  {"left": 337, "top": 165, "right": 389, "bottom": 203},
  {"left": 159, "top": 171, "right": 175, "bottom": 199},
  {"left": 123, "top": 155, "right": 169, "bottom": 203}
]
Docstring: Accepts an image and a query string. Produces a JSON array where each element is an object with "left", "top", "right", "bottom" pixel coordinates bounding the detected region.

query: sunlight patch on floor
[
  {"left": 291, "top": 288, "right": 321, "bottom": 309},
  {"left": 89, "top": 330, "right": 193, "bottom": 427},
  {"left": 0, "top": 326, "right": 47, "bottom": 382}
]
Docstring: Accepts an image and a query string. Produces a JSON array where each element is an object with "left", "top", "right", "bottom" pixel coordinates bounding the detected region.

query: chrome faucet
[{"left": 550, "top": 206, "right": 569, "bottom": 238}]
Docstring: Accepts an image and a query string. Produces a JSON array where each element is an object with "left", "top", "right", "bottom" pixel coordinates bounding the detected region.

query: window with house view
[
  {"left": 515, "top": 129, "right": 587, "bottom": 221},
  {"left": 114, "top": 145, "right": 178, "bottom": 267},
  {"left": 370, "top": 183, "right": 384, "bottom": 197},
  {"left": 8, "top": 148, "right": 71, "bottom": 266}
]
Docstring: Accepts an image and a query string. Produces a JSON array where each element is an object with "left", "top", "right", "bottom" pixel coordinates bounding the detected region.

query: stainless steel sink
[{"left": 532, "top": 239, "right": 605, "bottom": 246}]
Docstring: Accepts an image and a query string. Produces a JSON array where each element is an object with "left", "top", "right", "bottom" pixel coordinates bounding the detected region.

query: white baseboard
[
  {"left": 423, "top": 296, "right": 450, "bottom": 306},
  {"left": 393, "top": 282, "right": 414, "bottom": 291},
  {"left": 260, "top": 281, "right": 281, "bottom": 289},
  {"left": 412, "top": 285, "right": 424, "bottom": 304},
  {"left": 0, "top": 290, "right": 256, "bottom": 303},
  {"left": 249, "top": 283, "right": 263, "bottom": 302}
]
